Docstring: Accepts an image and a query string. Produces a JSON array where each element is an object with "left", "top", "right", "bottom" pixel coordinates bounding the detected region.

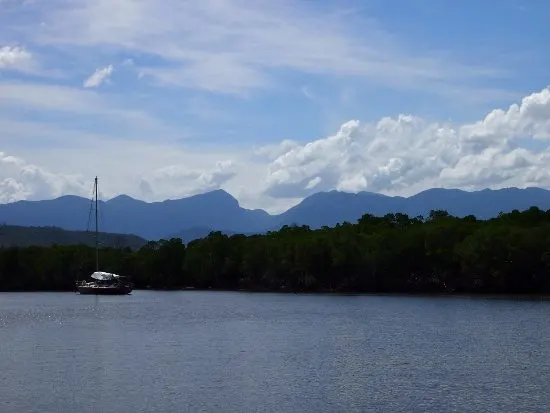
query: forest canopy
[{"left": 1, "top": 207, "right": 549, "bottom": 294}]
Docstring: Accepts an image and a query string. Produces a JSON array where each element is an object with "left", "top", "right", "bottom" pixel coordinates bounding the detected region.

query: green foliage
[{"left": 1, "top": 208, "right": 550, "bottom": 293}]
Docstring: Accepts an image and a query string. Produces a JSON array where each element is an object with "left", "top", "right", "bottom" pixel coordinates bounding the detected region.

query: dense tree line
[{"left": 1, "top": 207, "right": 550, "bottom": 294}]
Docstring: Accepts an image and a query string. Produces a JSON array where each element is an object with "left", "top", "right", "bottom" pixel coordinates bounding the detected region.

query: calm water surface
[{"left": 1, "top": 291, "right": 549, "bottom": 412}]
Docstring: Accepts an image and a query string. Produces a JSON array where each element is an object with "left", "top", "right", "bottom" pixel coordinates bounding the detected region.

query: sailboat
[{"left": 76, "top": 177, "right": 133, "bottom": 295}]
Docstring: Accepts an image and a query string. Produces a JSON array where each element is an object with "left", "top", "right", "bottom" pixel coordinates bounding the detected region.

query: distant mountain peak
[
  {"left": 105, "top": 194, "right": 146, "bottom": 207},
  {"left": 206, "top": 188, "right": 235, "bottom": 198},
  {"left": 108, "top": 194, "right": 137, "bottom": 202},
  {"left": 196, "top": 189, "right": 239, "bottom": 205},
  {"left": 416, "top": 187, "right": 465, "bottom": 194}
]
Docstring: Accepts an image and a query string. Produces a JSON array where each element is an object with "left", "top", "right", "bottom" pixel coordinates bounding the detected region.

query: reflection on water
[{"left": 1, "top": 291, "right": 549, "bottom": 413}]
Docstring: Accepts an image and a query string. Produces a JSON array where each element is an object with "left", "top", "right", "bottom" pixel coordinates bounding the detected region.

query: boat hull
[{"left": 77, "top": 284, "right": 133, "bottom": 295}]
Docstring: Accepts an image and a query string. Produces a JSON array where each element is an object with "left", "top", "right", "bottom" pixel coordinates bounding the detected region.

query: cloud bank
[
  {"left": 1, "top": 87, "right": 549, "bottom": 212},
  {"left": 0, "top": 152, "right": 87, "bottom": 203}
]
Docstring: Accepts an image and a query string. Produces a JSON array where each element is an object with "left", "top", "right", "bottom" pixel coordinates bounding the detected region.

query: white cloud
[
  {"left": 261, "top": 87, "right": 550, "bottom": 200},
  {"left": 0, "top": 46, "right": 34, "bottom": 71},
  {"left": 460, "top": 87, "right": 550, "bottom": 142},
  {"left": 83, "top": 64, "right": 113, "bottom": 88},
  {"left": 263, "top": 120, "right": 362, "bottom": 198},
  {"left": 0, "top": 151, "right": 87, "bottom": 203},
  {"left": 0, "top": 127, "right": 250, "bottom": 204},
  {"left": 254, "top": 140, "right": 300, "bottom": 160}
]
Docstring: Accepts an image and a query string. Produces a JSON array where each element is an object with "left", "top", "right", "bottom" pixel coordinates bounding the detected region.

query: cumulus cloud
[
  {"left": 0, "top": 46, "right": 33, "bottom": 71},
  {"left": 0, "top": 152, "right": 87, "bottom": 203},
  {"left": 254, "top": 139, "right": 300, "bottom": 160},
  {"left": 261, "top": 87, "right": 550, "bottom": 199},
  {"left": 83, "top": 65, "right": 114, "bottom": 88},
  {"left": 139, "top": 160, "right": 237, "bottom": 200}
]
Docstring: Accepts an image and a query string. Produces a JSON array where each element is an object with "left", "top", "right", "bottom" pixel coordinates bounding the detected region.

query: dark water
[{"left": 1, "top": 291, "right": 549, "bottom": 413}]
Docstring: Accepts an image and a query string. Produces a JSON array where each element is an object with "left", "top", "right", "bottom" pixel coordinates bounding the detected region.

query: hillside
[
  {"left": 0, "top": 225, "right": 146, "bottom": 249},
  {"left": 0, "top": 190, "right": 270, "bottom": 240}
]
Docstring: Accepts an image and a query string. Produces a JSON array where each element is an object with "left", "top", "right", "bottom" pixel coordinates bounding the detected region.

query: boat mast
[{"left": 95, "top": 176, "right": 99, "bottom": 272}]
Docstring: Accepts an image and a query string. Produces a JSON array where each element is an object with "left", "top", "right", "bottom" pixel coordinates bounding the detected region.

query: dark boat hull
[{"left": 77, "top": 285, "right": 133, "bottom": 295}]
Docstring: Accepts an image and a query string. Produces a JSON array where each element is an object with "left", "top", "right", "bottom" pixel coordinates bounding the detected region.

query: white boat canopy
[{"left": 91, "top": 271, "right": 121, "bottom": 281}]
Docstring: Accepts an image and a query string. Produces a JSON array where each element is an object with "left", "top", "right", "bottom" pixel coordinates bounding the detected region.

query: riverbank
[{"left": 2, "top": 286, "right": 549, "bottom": 301}]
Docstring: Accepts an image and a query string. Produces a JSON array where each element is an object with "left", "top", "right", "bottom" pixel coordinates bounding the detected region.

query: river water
[{"left": 1, "top": 291, "right": 549, "bottom": 412}]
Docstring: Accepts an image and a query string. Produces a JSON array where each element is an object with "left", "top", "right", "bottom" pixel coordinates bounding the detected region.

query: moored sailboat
[{"left": 76, "top": 177, "right": 133, "bottom": 295}]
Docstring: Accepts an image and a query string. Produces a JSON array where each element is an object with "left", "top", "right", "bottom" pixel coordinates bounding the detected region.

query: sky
[{"left": 0, "top": 0, "right": 549, "bottom": 213}]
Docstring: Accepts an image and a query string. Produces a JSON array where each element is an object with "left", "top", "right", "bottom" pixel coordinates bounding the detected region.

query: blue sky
[{"left": 0, "top": 0, "right": 549, "bottom": 213}]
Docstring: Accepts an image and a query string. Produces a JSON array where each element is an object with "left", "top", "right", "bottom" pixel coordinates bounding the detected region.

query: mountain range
[{"left": 1, "top": 187, "right": 550, "bottom": 242}]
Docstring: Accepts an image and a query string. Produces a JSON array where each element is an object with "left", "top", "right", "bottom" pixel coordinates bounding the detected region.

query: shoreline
[{"left": 1, "top": 287, "right": 548, "bottom": 300}]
